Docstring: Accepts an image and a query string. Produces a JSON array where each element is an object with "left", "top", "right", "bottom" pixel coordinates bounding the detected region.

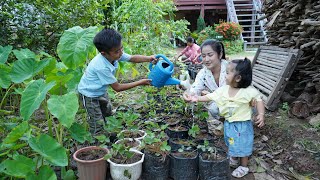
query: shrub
[
  {"left": 196, "top": 26, "right": 223, "bottom": 45},
  {"left": 215, "top": 22, "right": 243, "bottom": 40},
  {"left": 197, "top": 16, "right": 206, "bottom": 32},
  {"left": 223, "top": 40, "right": 243, "bottom": 55}
]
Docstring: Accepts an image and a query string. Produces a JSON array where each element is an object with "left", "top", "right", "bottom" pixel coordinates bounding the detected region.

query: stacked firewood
[{"left": 262, "top": 0, "right": 320, "bottom": 118}]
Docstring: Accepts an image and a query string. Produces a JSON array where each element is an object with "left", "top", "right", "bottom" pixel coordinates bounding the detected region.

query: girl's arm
[{"left": 255, "top": 100, "right": 265, "bottom": 128}]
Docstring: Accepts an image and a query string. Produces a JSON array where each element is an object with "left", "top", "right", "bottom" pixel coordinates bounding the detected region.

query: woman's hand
[
  {"left": 201, "top": 90, "right": 210, "bottom": 96},
  {"left": 255, "top": 114, "right": 265, "bottom": 128}
]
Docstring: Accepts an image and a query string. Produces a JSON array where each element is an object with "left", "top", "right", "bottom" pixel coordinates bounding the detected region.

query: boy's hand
[
  {"left": 139, "top": 79, "right": 152, "bottom": 85},
  {"left": 255, "top": 114, "right": 265, "bottom": 128},
  {"left": 149, "top": 55, "right": 158, "bottom": 64}
]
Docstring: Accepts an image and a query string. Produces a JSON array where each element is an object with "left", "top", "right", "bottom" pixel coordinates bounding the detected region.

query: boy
[{"left": 78, "top": 28, "right": 156, "bottom": 135}]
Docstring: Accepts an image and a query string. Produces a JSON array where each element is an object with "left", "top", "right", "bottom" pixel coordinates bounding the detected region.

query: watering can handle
[{"left": 149, "top": 54, "right": 173, "bottom": 71}]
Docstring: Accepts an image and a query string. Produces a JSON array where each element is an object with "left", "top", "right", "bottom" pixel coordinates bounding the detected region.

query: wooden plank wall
[{"left": 252, "top": 46, "right": 303, "bottom": 110}]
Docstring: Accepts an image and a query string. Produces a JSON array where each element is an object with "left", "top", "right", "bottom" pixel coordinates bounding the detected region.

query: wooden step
[
  {"left": 241, "top": 25, "right": 261, "bottom": 27},
  {"left": 237, "top": 14, "right": 258, "bottom": 17},
  {"left": 234, "top": 4, "right": 253, "bottom": 7},
  {"left": 243, "top": 36, "right": 264, "bottom": 39},
  {"left": 242, "top": 30, "right": 264, "bottom": 33},
  {"left": 238, "top": 19, "right": 258, "bottom": 22},
  {"left": 244, "top": 41, "right": 267, "bottom": 45},
  {"left": 235, "top": 9, "right": 256, "bottom": 11}
]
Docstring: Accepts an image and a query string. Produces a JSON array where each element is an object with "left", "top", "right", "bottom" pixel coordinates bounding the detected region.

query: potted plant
[
  {"left": 141, "top": 132, "right": 171, "bottom": 180},
  {"left": 115, "top": 138, "right": 142, "bottom": 150},
  {"left": 119, "top": 129, "right": 147, "bottom": 141},
  {"left": 105, "top": 143, "right": 144, "bottom": 180},
  {"left": 166, "top": 125, "right": 189, "bottom": 139},
  {"left": 169, "top": 146, "right": 199, "bottom": 180},
  {"left": 197, "top": 141, "right": 230, "bottom": 180},
  {"left": 73, "top": 146, "right": 109, "bottom": 180}
]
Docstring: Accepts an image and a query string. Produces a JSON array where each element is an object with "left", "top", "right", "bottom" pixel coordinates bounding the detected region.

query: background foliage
[{"left": 0, "top": 0, "right": 106, "bottom": 55}]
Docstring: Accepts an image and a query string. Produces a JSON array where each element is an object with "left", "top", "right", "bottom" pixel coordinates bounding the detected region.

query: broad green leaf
[
  {"left": 65, "top": 68, "right": 83, "bottom": 92},
  {"left": 2, "top": 121, "right": 29, "bottom": 144},
  {"left": 69, "top": 123, "right": 91, "bottom": 143},
  {"left": 26, "top": 165, "right": 57, "bottom": 180},
  {"left": 0, "top": 45, "right": 13, "bottom": 64},
  {"left": 46, "top": 72, "right": 73, "bottom": 95},
  {"left": 20, "top": 79, "right": 55, "bottom": 121},
  {"left": 0, "top": 64, "right": 11, "bottom": 88},
  {"left": 13, "top": 49, "right": 36, "bottom": 61},
  {"left": 29, "top": 134, "right": 68, "bottom": 166},
  {"left": 43, "top": 57, "right": 57, "bottom": 75},
  {"left": 10, "top": 58, "right": 50, "bottom": 83},
  {"left": 57, "top": 26, "right": 98, "bottom": 69},
  {"left": 47, "top": 92, "right": 78, "bottom": 128},
  {"left": 61, "top": 169, "right": 76, "bottom": 180},
  {"left": 0, "top": 155, "right": 35, "bottom": 178}
]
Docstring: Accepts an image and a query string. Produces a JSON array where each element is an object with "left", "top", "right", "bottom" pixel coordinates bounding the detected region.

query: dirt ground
[{"left": 232, "top": 110, "right": 320, "bottom": 180}]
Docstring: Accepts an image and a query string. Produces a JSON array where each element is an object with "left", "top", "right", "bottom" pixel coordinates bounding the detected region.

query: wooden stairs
[{"left": 226, "top": 0, "right": 267, "bottom": 50}]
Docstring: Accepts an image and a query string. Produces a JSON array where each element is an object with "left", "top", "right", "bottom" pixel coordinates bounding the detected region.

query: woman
[
  {"left": 175, "top": 37, "right": 201, "bottom": 64},
  {"left": 184, "top": 39, "right": 228, "bottom": 135}
]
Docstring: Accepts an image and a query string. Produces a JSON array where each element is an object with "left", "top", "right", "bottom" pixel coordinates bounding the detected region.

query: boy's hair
[
  {"left": 231, "top": 58, "right": 252, "bottom": 88},
  {"left": 93, "top": 28, "right": 122, "bottom": 53},
  {"left": 200, "top": 39, "right": 226, "bottom": 60},
  {"left": 186, "top": 36, "right": 195, "bottom": 43}
]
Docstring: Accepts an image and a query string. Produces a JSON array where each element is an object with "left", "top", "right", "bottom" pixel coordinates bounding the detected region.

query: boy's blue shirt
[{"left": 78, "top": 53, "right": 131, "bottom": 97}]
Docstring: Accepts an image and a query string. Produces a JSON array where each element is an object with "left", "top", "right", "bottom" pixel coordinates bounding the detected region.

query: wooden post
[{"left": 200, "top": 4, "right": 205, "bottom": 18}]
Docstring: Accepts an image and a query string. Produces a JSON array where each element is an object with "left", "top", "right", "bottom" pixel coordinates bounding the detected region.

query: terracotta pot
[{"left": 73, "top": 146, "right": 109, "bottom": 180}]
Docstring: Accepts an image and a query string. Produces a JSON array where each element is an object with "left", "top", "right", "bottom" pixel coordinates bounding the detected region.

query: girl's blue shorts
[{"left": 224, "top": 120, "right": 254, "bottom": 157}]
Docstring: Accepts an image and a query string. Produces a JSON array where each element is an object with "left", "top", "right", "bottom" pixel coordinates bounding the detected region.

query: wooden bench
[{"left": 252, "top": 46, "right": 303, "bottom": 110}]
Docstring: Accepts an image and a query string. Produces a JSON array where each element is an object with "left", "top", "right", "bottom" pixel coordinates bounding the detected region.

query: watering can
[{"left": 149, "top": 54, "right": 190, "bottom": 88}]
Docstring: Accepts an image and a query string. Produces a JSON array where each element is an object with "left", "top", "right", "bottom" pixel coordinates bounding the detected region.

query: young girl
[{"left": 184, "top": 58, "right": 265, "bottom": 178}]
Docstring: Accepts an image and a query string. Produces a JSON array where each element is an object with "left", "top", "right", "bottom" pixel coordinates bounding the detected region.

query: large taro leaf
[
  {"left": 13, "top": 49, "right": 36, "bottom": 61},
  {"left": 0, "top": 64, "right": 12, "bottom": 89},
  {"left": 46, "top": 71, "right": 73, "bottom": 95},
  {"left": 57, "top": 26, "right": 98, "bottom": 69},
  {"left": 10, "top": 58, "right": 50, "bottom": 83},
  {"left": 29, "top": 134, "right": 68, "bottom": 166},
  {"left": 47, "top": 92, "right": 78, "bottom": 128},
  {"left": 26, "top": 165, "right": 57, "bottom": 180},
  {"left": 65, "top": 68, "right": 83, "bottom": 92},
  {"left": 0, "top": 45, "right": 13, "bottom": 64},
  {"left": 0, "top": 155, "right": 36, "bottom": 178},
  {"left": 69, "top": 123, "right": 92, "bottom": 143},
  {"left": 20, "top": 80, "right": 55, "bottom": 121},
  {"left": 2, "top": 121, "right": 29, "bottom": 145}
]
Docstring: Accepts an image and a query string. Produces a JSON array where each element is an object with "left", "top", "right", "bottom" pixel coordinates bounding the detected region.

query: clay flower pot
[{"left": 73, "top": 146, "right": 109, "bottom": 180}]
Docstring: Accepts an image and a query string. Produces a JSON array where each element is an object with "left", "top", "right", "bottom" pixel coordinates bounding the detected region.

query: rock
[{"left": 309, "top": 113, "right": 320, "bottom": 127}]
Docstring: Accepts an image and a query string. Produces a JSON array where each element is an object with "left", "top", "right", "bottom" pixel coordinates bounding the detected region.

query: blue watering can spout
[{"left": 165, "top": 77, "right": 181, "bottom": 86}]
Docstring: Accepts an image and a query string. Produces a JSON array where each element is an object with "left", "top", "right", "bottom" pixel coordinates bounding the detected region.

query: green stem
[
  {"left": 44, "top": 98, "right": 53, "bottom": 137},
  {"left": 0, "top": 84, "right": 14, "bottom": 109},
  {"left": 59, "top": 124, "right": 64, "bottom": 145}
]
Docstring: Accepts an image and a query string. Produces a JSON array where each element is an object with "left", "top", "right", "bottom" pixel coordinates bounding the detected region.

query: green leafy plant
[
  {"left": 142, "top": 132, "right": 171, "bottom": 161},
  {"left": 197, "top": 140, "right": 217, "bottom": 159},
  {"left": 104, "top": 143, "right": 135, "bottom": 164},
  {"left": 188, "top": 124, "right": 200, "bottom": 138}
]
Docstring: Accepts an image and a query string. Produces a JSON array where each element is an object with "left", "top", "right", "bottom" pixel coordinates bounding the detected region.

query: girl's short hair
[
  {"left": 93, "top": 28, "right": 122, "bottom": 53},
  {"left": 200, "top": 39, "right": 226, "bottom": 60},
  {"left": 231, "top": 58, "right": 252, "bottom": 88}
]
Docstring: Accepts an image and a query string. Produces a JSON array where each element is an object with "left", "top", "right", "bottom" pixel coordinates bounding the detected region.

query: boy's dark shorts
[{"left": 79, "top": 93, "right": 112, "bottom": 134}]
